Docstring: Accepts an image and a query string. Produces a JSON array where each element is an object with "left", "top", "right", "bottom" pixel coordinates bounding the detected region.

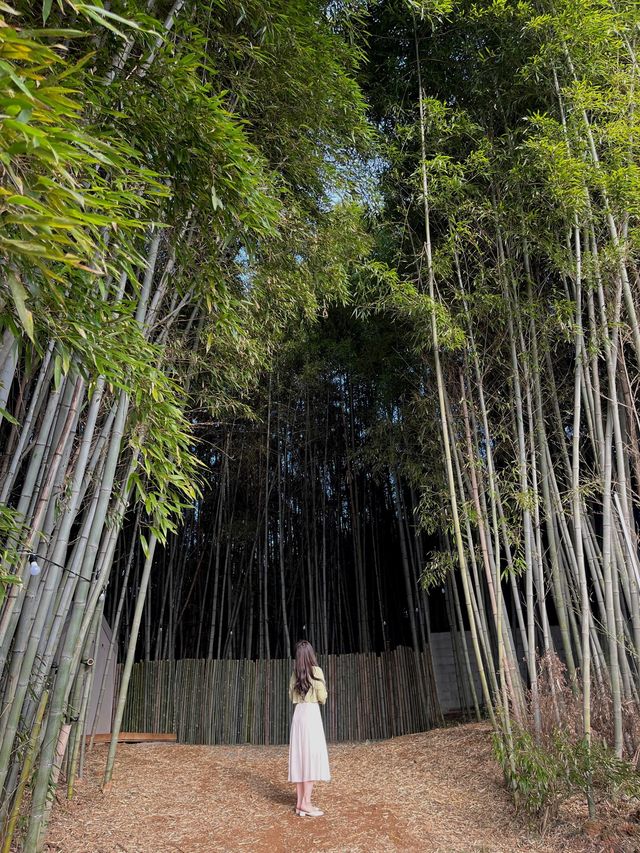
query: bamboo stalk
[
  {"left": 103, "top": 534, "right": 158, "bottom": 787},
  {"left": 0, "top": 690, "right": 48, "bottom": 853}
]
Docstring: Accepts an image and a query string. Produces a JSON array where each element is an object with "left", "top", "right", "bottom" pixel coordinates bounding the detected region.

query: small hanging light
[
  {"left": 98, "top": 590, "right": 106, "bottom": 602},
  {"left": 29, "top": 556, "right": 41, "bottom": 577}
]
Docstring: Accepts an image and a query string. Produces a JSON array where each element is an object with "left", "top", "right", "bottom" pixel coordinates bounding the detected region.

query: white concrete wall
[
  {"left": 87, "top": 618, "right": 116, "bottom": 735},
  {"left": 431, "top": 626, "right": 567, "bottom": 713},
  {"left": 431, "top": 631, "right": 484, "bottom": 713}
]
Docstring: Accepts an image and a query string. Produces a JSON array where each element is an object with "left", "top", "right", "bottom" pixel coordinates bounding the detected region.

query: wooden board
[{"left": 88, "top": 732, "right": 177, "bottom": 744}]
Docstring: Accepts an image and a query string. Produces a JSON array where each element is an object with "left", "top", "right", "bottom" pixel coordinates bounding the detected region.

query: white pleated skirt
[{"left": 288, "top": 702, "right": 331, "bottom": 783}]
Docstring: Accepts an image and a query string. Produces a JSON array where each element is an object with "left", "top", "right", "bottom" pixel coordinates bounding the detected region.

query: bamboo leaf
[
  {"left": 140, "top": 534, "right": 149, "bottom": 560},
  {"left": 0, "top": 406, "right": 19, "bottom": 426},
  {"left": 74, "top": 5, "right": 153, "bottom": 37},
  {"left": 0, "top": 61, "right": 33, "bottom": 99},
  {"left": 53, "top": 353, "right": 62, "bottom": 390},
  {"left": 211, "top": 185, "right": 224, "bottom": 211},
  {"left": 7, "top": 272, "right": 34, "bottom": 342}
]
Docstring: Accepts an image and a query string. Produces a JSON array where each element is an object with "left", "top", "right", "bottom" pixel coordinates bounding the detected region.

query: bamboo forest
[{"left": 1, "top": 0, "right": 640, "bottom": 850}]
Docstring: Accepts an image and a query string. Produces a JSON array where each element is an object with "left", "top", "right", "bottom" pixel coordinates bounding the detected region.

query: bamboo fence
[{"left": 119, "top": 647, "right": 440, "bottom": 745}]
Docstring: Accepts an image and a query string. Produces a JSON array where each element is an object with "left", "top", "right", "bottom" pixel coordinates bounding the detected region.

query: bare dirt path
[{"left": 46, "top": 723, "right": 601, "bottom": 852}]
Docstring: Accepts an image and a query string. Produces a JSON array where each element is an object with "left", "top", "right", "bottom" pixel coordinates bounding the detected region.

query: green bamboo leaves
[
  {"left": 6, "top": 273, "right": 33, "bottom": 342},
  {"left": 0, "top": 19, "right": 153, "bottom": 289}
]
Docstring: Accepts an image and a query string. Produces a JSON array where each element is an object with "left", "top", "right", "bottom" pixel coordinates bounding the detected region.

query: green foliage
[
  {"left": 0, "top": 505, "right": 24, "bottom": 606},
  {"left": 360, "top": 0, "right": 640, "bottom": 619},
  {"left": 0, "top": 10, "right": 157, "bottom": 323},
  {"left": 420, "top": 548, "right": 456, "bottom": 591},
  {"left": 494, "top": 725, "right": 640, "bottom": 830},
  {"left": 0, "top": 0, "right": 374, "bottom": 547}
]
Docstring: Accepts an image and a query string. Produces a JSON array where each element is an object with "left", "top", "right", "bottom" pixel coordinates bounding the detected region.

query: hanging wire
[{"left": 14, "top": 549, "right": 105, "bottom": 589}]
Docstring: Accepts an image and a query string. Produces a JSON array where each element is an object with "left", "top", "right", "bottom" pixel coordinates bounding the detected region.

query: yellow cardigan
[{"left": 289, "top": 665, "right": 328, "bottom": 704}]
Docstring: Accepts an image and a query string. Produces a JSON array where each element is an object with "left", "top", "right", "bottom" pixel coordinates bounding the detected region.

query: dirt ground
[{"left": 45, "top": 723, "right": 638, "bottom": 853}]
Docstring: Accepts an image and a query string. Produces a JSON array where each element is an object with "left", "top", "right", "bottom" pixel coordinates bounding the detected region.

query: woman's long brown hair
[{"left": 293, "top": 640, "right": 320, "bottom": 699}]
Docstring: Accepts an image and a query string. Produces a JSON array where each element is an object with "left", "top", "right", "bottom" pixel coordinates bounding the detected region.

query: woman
[{"left": 288, "top": 639, "right": 330, "bottom": 816}]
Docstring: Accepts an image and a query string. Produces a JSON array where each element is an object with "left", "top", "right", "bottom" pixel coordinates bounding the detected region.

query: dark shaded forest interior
[{"left": 115, "top": 309, "right": 450, "bottom": 662}]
